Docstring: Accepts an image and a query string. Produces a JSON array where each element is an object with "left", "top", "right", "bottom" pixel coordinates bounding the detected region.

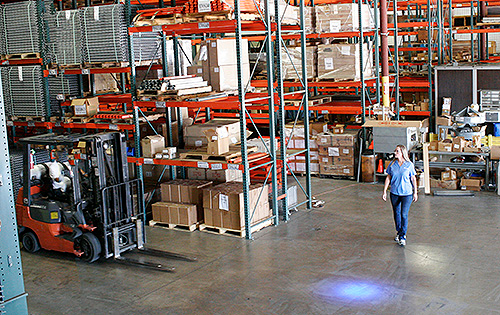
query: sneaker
[
  {"left": 399, "top": 237, "right": 406, "bottom": 246},
  {"left": 394, "top": 234, "right": 400, "bottom": 242}
]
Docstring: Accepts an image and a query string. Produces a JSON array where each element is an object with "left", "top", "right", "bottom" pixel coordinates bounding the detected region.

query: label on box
[
  {"left": 197, "top": 68, "right": 202, "bottom": 74},
  {"left": 343, "top": 168, "right": 350, "bottom": 174},
  {"left": 329, "top": 20, "right": 341, "bottom": 32},
  {"left": 454, "top": 144, "right": 460, "bottom": 149},
  {"left": 155, "top": 101, "right": 166, "bottom": 108},
  {"left": 322, "top": 157, "right": 329, "bottom": 163},
  {"left": 324, "top": 58, "right": 334, "bottom": 70},
  {"left": 195, "top": 140, "right": 203, "bottom": 147},
  {"left": 321, "top": 138, "right": 327, "bottom": 143},
  {"left": 231, "top": 137, "right": 238, "bottom": 144},
  {"left": 341, "top": 46, "right": 351, "bottom": 55},
  {"left": 218, "top": 128, "right": 228, "bottom": 138},
  {"left": 214, "top": 67, "right": 220, "bottom": 73},
  {"left": 211, "top": 136, "right": 218, "bottom": 141},
  {"left": 145, "top": 171, "right": 153, "bottom": 177},
  {"left": 198, "top": 161, "right": 209, "bottom": 168},
  {"left": 143, "top": 158, "right": 154, "bottom": 164},
  {"left": 219, "top": 194, "right": 229, "bottom": 211},
  {"left": 74, "top": 105, "right": 86, "bottom": 116},
  {"left": 211, "top": 42, "right": 217, "bottom": 47},
  {"left": 211, "top": 163, "right": 223, "bottom": 170},
  {"left": 228, "top": 164, "right": 239, "bottom": 170},
  {"left": 343, "top": 148, "right": 350, "bottom": 154},
  {"left": 198, "top": 0, "right": 211, "bottom": 12},
  {"left": 328, "top": 147, "right": 339, "bottom": 156}
]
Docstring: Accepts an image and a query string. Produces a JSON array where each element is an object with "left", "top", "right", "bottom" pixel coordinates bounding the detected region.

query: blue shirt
[{"left": 386, "top": 160, "right": 416, "bottom": 196}]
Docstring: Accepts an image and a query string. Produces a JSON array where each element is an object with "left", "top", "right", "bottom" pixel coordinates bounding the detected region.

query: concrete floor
[{"left": 21, "top": 178, "right": 500, "bottom": 314}]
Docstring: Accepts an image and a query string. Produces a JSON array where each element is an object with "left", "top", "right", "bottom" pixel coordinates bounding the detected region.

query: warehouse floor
[{"left": 22, "top": 178, "right": 500, "bottom": 314}]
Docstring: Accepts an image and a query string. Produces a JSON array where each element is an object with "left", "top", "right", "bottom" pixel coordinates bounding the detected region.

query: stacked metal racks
[
  {"left": 0, "top": 1, "right": 42, "bottom": 56},
  {"left": 0, "top": 66, "right": 47, "bottom": 118},
  {"left": 53, "top": 10, "right": 82, "bottom": 65},
  {"left": 132, "top": 32, "right": 162, "bottom": 64},
  {"left": 80, "top": 4, "right": 129, "bottom": 63},
  {"left": 48, "top": 75, "right": 80, "bottom": 116}
]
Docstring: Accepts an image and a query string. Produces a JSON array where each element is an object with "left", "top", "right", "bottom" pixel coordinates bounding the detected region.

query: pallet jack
[{"left": 16, "top": 132, "right": 195, "bottom": 271}]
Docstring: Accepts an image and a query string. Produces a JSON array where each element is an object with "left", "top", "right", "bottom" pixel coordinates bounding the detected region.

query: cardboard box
[
  {"left": 319, "top": 155, "right": 354, "bottom": 166},
  {"left": 210, "top": 63, "right": 251, "bottom": 92},
  {"left": 204, "top": 127, "right": 230, "bottom": 155},
  {"left": 491, "top": 146, "right": 500, "bottom": 160},
  {"left": 202, "top": 182, "right": 271, "bottom": 230},
  {"left": 151, "top": 202, "right": 198, "bottom": 226},
  {"left": 317, "top": 43, "right": 373, "bottom": 81},
  {"left": 436, "top": 116, "right": 452, "bottom": 126},
  {"left": 318, "top": 145, "right": 354, "bottom": 157},
  {"left": 160, "top": 179, "right": 212, "bottom": 221},
  {"left": 316, "top": 132, "right": 356, "bottom": 147},
  {"left": 315, "top": 3, "right": 373, "bottom": 32},
  {"left": 206, "top": 169, "right": 243, "bottom": 183},
  {"left": 187, "top": 64, "right": 210, "bottom": 82},
  {"left": 187, "top": 168, "right": 207, "bottom": 180},
  {"left": 442, "top": 97, "right": 452, "bottom": 115},
  {"left": 452, "top": 137, "right": 467, "bottom": 152},
  {"left": 142, "top": 164, "right": 171, "bottom": 185},
  {"left": 430, "top": 178, "right": 458, "bottom": 190},
  {"left": 460, "top": 178, "right": 484, "bottom": 191},
  {"left": 441, "top": 169, "right": 457, "bottom": 181},
  {"left": 319, "top": 164, "right": 355, "bottom": 176},
  {"left": 141, "top": 135, "right": 165, "bottom": 158},
  {"left": 429, "top": 141, "right": 439, "bottom": 151},
  {"left": 71, "top": 97, "right": 99, "bottom": 117},
  {"left": 184, "top": 119, "right": 241, "bottom": 148},
  {"left": 332, "top": 125, "right": 344, "bottom": 134},
  {"left": 208, "top": 38, "right": 249, "bottom": 67},
  {"left": 438, "top": 141, "right": 453, "bottom": 152}
]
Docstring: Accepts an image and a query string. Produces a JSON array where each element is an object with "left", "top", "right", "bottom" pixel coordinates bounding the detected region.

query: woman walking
[{"left": 382, "top": 144, "right": 418, "bottom": 246}]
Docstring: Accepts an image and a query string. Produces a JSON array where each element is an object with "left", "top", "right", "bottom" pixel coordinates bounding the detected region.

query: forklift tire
[
  {"left": 79, "top": 233, "right": 101, "bottom": 263},
  {"left": 21, "top": 231, "right": 41, "bottom": 253}
]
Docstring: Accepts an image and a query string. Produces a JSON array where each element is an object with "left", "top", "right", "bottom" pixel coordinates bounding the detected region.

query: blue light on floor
[{"left": 315, "top": 279, "right": 387, "bottom": 303}]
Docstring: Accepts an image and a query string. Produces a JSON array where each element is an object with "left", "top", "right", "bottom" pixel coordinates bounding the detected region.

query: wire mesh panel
[
  {"left": 0, "top": 66, "right": 46, "bottom": 117},
  {"left": 0, "top": 1, "right": 41, "bottom": 55},
  {"left": 133, "top": 32, "right": 162, "bottom": 63},
  {"left": 48, "top": 74, "right": 80, "bottom": 116},
  {"left": 53, "top": 10, "right": 82, "bottom": 65},
  {"left": 80, "top": 4, "right": 129, "bottom": 63}
]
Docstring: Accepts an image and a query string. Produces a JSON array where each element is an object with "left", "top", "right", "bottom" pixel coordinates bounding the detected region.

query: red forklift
[{"left": 16, "top": 132, "right": 194, "bottom": 271}]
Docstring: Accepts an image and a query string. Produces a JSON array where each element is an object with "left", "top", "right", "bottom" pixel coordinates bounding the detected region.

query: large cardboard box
[
  {"left": 281, "top": 46, "right": 317, "bottom": 79},
  {"left": 208, "top": 38, "right": 249, "bottom": 67},
  {"left": 491, "top": 146, "right": 500, "bottom": 160},
  {"left": 315, "top": 3, "right": 373, "bottom": 33},
  {"left": 141, "top": 135, "right": 165, "bottom": 158},
  {"left": 429, "top": 141, "right": 439, "bottom": 151},
  {"left": 187, "top": 168, "right": 207, "bottom": 180},
  {"left": 318, "top": 145, "right": 354, "bottom": 158},
  {"left": 452, "top": 137, "right": 467, "bottom": 152},
  {"left": 210, "top": 63, "right": 251, "bottom": 92},
  {"left": 460, "top": 178, "right": 484, "bottom": 191},
  {"left": 319, "top": 164, "right": 355, "bottom": 176},
  {"left": 160, "top": 179, "right": 212, "bottom": 221},
  {"left": 319, "top": 155, "right": 354, "bottom": 166},
  {"left": 184, "top": 119, "right": 241, "bottom": 148},
  {"left": 430, "top": 178, "right": 458, "bottom": 190},
  {"left": 284, "top": 121, "right": 327, "bottom": 138},
  {"left": 441, "top": 169, "right": 457, "bottom": 181},
  {"left": 204, "top": 127, "right": 230, "bottom": 155},
  {"left": 142, "top": 164, "right": 171, "bottom": 185},
  {"left": 71, "top": 97, "right": 99, "bottom": 117},
  {"left": 152, "top": 202, "right": 198, "bottom": 226},
  {"left": 206, "top": 169, "right": 243, "bottom": 183},
  {"left": 436, "top": 116, "right": 452, "bottom": 126},
  {"left": 316, "top": 132, "right": 356, "bottom": 147},
  {"left": 317, "top": 43, "right": 373, "bottom": 80},
  {"left": 438, "top": 140, "right": 453, "bottom": 152},
  {"left": 202, "top": 182, "right": 271, "bottom": 230}
]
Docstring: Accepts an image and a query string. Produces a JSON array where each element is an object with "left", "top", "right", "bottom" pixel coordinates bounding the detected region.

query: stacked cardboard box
[
  {"left": 285, "top": 122, "right": 326, "bottom": 174},
  {"left": 184, "top": 119, "right": 241, "bottom": 148},
  {"left": 316, "top": 132, "right": 357, "bottom": 176},
  {"left": 158, "top": 179, "right": 213, "bottom": 223},
  {"left": 317, "top": 43, "right": 373, "bottom": 81},
  {"left": 281, "top": 46, "right": 316, "bottom": 79},
  {"left": 315, "top": 3, "right": 373, "bottom": 33},
  {"left": 188, "top": 39, "right": 250, "bottom": 92},
  {"left": 202, "top": 182, "right": 271, "bottom": 230}
]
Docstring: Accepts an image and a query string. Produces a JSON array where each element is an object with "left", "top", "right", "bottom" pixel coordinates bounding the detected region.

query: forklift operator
[{"left": 48, "top": 161, "right": 72, "bottom": 197}]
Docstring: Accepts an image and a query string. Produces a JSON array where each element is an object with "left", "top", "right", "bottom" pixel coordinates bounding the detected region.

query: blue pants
[{"left": 390, "top": 193, "right": 413, "bottom": 238}]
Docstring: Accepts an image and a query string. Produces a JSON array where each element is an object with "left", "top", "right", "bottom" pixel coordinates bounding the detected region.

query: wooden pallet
[
  {"left": 2, "top": 52, "right": 41, "bottom": 60},
  {"left": 59, "top": 64, "right": 82, "bottom": 70},
  {"left": 11, "top": 116, "right": 45, "bottom": 122},
  {"left": 179, "top": 146, "right": 257, "bottom": 161},
  {"left": 83, "top": 61, "right": 121, "bottom": 69},
  {"left": 63, "top": 116, "right": 93, "bottom": 123},
  {"left": 149, "top": 220, "right": 198, "bottom": 232},
  {"left": 199, "top": 217, "right": 272, "bottom": 238},
  {"left": 96, "top": 88, "right": 120, "bottom": 94}
]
